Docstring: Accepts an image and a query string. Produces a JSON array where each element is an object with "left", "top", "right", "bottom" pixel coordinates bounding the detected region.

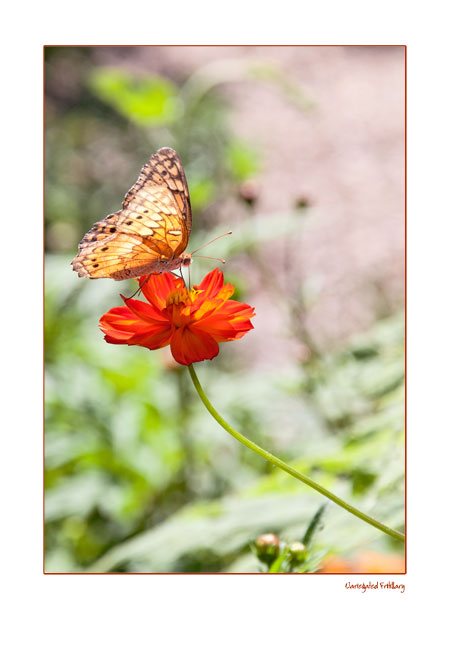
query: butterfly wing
[{"left": 71, "top": 147, "right": 192, "bottom": 280}]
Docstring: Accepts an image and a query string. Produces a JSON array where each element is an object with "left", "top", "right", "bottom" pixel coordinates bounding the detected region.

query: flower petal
[
  {"left": 140, "top": 272, "right": 183, "bottom": 310},
  {"left": 133, "top": 325, "right": 173, "bottom": 349},
  {"left": 99, "top": 306, "right": 146, "bottom": 341},
  {"left": 193, "top": 300, "right": 255, "bottom": 341},
  {"left": 196, "top": 317, "right": 254, "bottom": 341},
  {"left": 170, "top": 327, "right": 219, "bottom": 365},
  {"left": 216, "top": 282, "right": 235, "bottom": 301},
  {"left": 220, "top": 299, "right": 257, "bottom": 319},
  {"left": 100, "top": 305, "right": 172, "bottom": 348},
  {"left": 191, "top": 298, "right": 224, "bottom": 322},
  {"left": 193, "top": 268, "right": 224, "bottom": 301},
  {"left": 122, "top": 296, "right": 168, "bottom": 323}
]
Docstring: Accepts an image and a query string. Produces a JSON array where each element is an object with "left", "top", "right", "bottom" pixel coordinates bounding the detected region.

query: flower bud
[
  {"left": 239, "top": 180, "right": 260, "bottom": 206},
  {"left": 255, "top": 533, "right": 280, "bottom": 565},
  {"left": 288, "top": 541, "right": 307, "bottom": 563},
  {"left": 295, "top": 196, "right": 311, "bottom": 210}
]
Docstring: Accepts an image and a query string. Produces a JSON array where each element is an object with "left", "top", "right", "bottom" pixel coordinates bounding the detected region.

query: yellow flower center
[{"left": 166, "top": 288, "right": 201, "bottom": 307}]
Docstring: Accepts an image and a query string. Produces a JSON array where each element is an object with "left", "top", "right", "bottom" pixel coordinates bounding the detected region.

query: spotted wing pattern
[{"left": 71, "top": 147, "right": 192, "bottom": 280}]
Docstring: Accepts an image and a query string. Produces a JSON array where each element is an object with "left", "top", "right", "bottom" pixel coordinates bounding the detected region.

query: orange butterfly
[{"left": 72, "top": 147, "right": 199, "bottom": 281}]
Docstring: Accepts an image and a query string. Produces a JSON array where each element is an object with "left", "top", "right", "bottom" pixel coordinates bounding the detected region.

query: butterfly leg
[
  {"left": 171, "top": 268, "right": 187, "bottom": 285},
  {"left": 175, "top": 267, "right": 188, "bottom": 289},
  {"left": 125, "top": 275, "right": 151, "bottom": 300}
]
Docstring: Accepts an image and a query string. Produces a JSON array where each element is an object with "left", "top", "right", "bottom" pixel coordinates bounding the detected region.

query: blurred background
[{"left": 44, "top": 45, "right": 405, "bottom": 573}]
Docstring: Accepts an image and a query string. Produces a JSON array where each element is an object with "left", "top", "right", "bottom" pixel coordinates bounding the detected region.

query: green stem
[{"left": 188, "top": 364, "right": 405, "bottom": 543}]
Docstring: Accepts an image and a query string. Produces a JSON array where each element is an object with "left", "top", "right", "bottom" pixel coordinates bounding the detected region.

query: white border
[{"left": 2, "top": 0, "right": 448, "bottom": 654}]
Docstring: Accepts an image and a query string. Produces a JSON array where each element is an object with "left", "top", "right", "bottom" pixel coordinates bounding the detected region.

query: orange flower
[
  {"left": 320, "top": 551, "right": 405, "bottom": 574},
  {"left": 99, "top": 269, "right": 255, "bottom": 366}
]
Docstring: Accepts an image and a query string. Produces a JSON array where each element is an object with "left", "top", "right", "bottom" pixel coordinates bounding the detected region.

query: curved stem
[{"left": 188, "top": 364, "right": 405, "bottom": 543}]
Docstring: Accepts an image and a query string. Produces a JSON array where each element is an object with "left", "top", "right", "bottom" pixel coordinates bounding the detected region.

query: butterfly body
[
  {"left": 71, "top": 147, "right": 192, "bottom": 281},
  {"left": 104, "top": 253, "right": 192, "bottom": 281}
]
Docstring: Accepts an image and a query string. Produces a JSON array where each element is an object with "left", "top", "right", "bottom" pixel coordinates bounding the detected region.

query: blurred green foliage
[
  {"left": 45, "top": 48, "right": 273, "bottom": 255},
  {"left": 88, "top": 68, "right": 181, "bottom": 125},
  {"left": 45, "top": 47, "right": 404, "bottom": 573},
  {"left": 45, "top": 253, "right": 404, "bottom": 572}
]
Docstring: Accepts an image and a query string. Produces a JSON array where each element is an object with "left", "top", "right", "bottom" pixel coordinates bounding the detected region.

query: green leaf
[
  {"left": 226, "top": 139, "right": 261, "bottom": 182},
  {"left": 88, "top": 68, "right": 181, "bottom": 125}
]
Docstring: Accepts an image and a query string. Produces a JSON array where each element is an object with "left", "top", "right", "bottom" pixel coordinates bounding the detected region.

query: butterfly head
[{"left": 181, "top": 253, "right": 193, "bottom": 267}]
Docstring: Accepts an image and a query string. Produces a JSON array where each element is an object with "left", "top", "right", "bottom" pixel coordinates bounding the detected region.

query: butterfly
[{"left": 71, "top": 147, "right": 195, "bottom": 281}]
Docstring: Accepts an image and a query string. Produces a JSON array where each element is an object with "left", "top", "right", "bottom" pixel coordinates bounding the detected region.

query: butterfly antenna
[
  {"left": 194, "top": 255, "right": 226, "bottom": 264},
  {"left": 191, "top": 231, "right": 232, "bottom": 255}
]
